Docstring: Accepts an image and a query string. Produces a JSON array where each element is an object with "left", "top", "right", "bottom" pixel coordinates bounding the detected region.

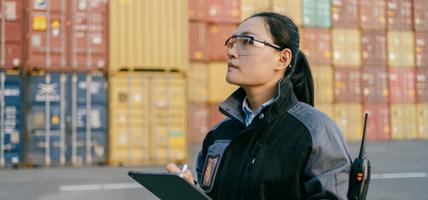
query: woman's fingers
[
  {"left": 165, "top": 163, "right": 195, "bottom": 185},
  {"left": 165, "top": 163, "right": 181, "bottom": 173},
  {"left": 181, "top": 170, "right": 195, "bottom": 184}
]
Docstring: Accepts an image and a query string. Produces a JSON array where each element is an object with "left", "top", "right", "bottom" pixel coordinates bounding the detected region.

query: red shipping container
[
  {"left": 208, "top": 24, "right": 236, "bottom": 61},
  {"left": 415, "top": 32, "right": 428, "bottom": 68},
  {"left": 359, "top": 0, "right": 387, "bottom": 30},
  {"left": 388, "top": 67, "right": 416, "bottom": 103},
  {"left": 0, "top": 0, "right": 24, "bottom": 69},
  {"left": 189, "top": 22, "right": 209, "bottom": 61},
  {"left": 386, "top": 0, "right": 413, "bottom": 30},
  {"left": 362, "top": 67, "right": 389, "bottom": 103},
  {"left": 301, "top": 28, "right": 332, "bottom": 66},
  {"left": 361, "top": 30, "right": 387, "bottom": 68},
  {"left": 334, "top": 68, "right": 362, "bottom": 103},
  {"left": 189, "top": 0, "right": 208, "bottom": 21},
  {"left": 208, "top": 0, "right": 240, "bottom": 24},
  {"left": 188, "top": 103, "right": 209, "bottom": 144},
  {"left": 413, "top": 0, "right": 428, "bottom": 31},
  {"left": 363, "top": 104, "right": 391, "bottom": 141},
  {"left": 26, "top": 0, "right": 108, "bottom": 72},
  {"left": 416, "top": 67, "right": 428, "bottom": 102},
  {"left": 208, "top": 103, "right": 225, "bottom": 128},
  {"left": 332, "top": 0, "right": 359, "bottom": 27}
]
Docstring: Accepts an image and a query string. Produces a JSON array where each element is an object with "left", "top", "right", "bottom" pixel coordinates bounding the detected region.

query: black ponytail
[{"left": 248, "top": 12, "right": 315, "bottom": 106}]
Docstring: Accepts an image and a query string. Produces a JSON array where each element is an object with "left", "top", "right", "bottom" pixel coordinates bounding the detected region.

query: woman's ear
[{"left": 276, "top": 48, "right": 292, "bottom": 70}]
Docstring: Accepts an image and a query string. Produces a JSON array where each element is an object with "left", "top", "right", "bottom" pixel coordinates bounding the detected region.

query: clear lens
[{"left": 226, "top": 37, "right": 264, "bottom": 56}]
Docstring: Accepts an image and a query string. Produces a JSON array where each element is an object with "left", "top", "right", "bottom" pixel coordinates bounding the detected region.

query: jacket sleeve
[{"left": 303, "top": 119, "right": 352, "bottom": 200}]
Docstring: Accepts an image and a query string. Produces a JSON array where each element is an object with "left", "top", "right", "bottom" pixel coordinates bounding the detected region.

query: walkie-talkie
[{"left": 348, "top": 113, "right": 371, "bottom": 200}]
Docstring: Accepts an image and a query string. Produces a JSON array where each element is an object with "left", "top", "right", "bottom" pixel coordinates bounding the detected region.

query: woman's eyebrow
[{"left": 232, "top": 31, "right": 258, "bottom": 37}]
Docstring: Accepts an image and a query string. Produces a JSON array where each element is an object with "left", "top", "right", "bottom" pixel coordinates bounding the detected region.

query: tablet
[{"left": 128, "top": 171, "right": 212, "bottom": 200}]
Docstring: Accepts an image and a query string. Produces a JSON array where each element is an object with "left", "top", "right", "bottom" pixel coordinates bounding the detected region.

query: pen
[{"left": 179, "top": 164, "right": 188, "bottom": 178}]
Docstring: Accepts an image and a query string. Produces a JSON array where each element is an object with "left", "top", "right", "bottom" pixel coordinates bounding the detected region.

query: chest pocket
[{"left": 201, "top": 139, "right": 231, "bottom": 193}]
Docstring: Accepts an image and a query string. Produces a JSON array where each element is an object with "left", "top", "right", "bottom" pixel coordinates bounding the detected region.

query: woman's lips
[{"left": 227, "top": 63, "right": 239, "bottom": 69}]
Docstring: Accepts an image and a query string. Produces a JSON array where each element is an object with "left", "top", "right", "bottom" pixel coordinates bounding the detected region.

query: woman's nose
[{"left": 226, "top": 46, "right": 238, "bottom": 60}]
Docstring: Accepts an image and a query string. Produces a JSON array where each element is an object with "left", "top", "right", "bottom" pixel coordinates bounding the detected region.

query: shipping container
[
  {"left": 387, "top": 31, "right": 415, "bottom": 67},
  {"left": 208, "top": 0, "right": 240, "bottom": 24},
  {"left": 363, "top": 104, "right": 391, "bottom": 141},
  {"left": 109, "top": 0, "right": 188, "bottom": 71},
  {"left": 334, "top": 103, "right": 363, "bottom": 141},
  {"left": 189, "top": 0, "right": 208, "bottom": 21},
  {"left": 240, "top": 0, "right": 271, "bottom": 21},
  {"left": 415, "top": 32, "right": 428, "bottom": 68},
  {"left": 0, "top": 0, "right": 24, "bottom": 69},
  {"left": 271, "top": 0, "right": 302, "bottom": 26},
  {"left": 389, "top": 68, "right": 416, "bottom": 103},
  {"left": 315, "top": 103, "right": 335, "bottom": 119},
  {"left": 362, "top": 67, "right": 389, "bottom": 103},
  {"left": 416, "top": 67, "right": 428, "bottom": 102},
  {"left": 417, "top": 104, "right": 428, "bottom": 139},
  {"left": 208, "top": 103, "right": 225, "bottom": 128},
  {"left": 208, "top": 62, "right": 239, "bottom": 103},
  {"left": 331, "top": 0, "right": 359, "bottom": 27},
  {"left": 208, "top": 24, "right": 236, "bottom": 61},
  {"left": 359, "top": 0, "right": 387, "bottom": 30},
  {"left": 188, "top": 103, "right": 209, "bottom": 144},
  {"left": 386, "top": 0, "right": 413, "bottom": 30},
  {"left": 413, "top": 0, "right": 428, "bottom": 31},
  {"left": 0, "top": 71, "right": 23, "bottom": 167},
  {"left": 26, "top": 0, "right": 108, "bottom": 72},
  {"left": 334, "top": 68, "right": 362, "bottom": 103},
  {"left": 390, "top": 104, "right": 418, "bottom": 140},
  {"left": 189, "top": 22, "right": 209, "bottom": 61},
  {"left": 361, "top": 30, "right": 387, "bottom": 68},
  {"left": 312, "top": 66, "right": 334, "bottom": 104},
  {"left": 188, "top": 62, "right": 208, "bottom": 103},
  {"left": 332, "top": 28, "right": 361, "bottom": 67},
  {"left": 302, "top": 0, "right": 331, "bottom": 28},
  {"left": 301, "top": 28, "right": 332, "bottom": 66},
  {"left": 109, "top": 72, "right": 188, "bottom": 166}
]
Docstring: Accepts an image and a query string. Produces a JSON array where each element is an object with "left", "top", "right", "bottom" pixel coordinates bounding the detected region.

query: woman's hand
[{"left": 165, "top": 163, "right": 195, "bottom": 185}]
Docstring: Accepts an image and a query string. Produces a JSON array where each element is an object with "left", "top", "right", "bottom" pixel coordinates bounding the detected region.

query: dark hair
[{"left": 247, "top": 12, "right": 314, "bottom": 106}]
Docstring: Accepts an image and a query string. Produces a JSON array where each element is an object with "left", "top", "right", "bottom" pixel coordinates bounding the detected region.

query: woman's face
[{"left": 225, "top": 17, "right": 283, "bottom": 87}]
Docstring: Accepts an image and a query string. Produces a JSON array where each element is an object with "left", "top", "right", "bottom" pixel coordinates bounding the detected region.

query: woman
[{"left": 166, "top": 12, "right": 352, "bottom": 200}]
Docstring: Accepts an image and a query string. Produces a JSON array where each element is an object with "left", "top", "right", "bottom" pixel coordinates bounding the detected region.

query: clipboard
[{"left": 128, "top": 171, "right": 212, "bottom": 200}]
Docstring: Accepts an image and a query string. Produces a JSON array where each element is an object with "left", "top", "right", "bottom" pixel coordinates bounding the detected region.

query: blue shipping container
[{"left": 0, "top": 72, "right": 24, "bottom": 167}]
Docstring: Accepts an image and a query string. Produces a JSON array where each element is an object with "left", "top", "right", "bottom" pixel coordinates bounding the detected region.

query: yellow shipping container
[
  {"left": 109, "top": 0, "right": 188, "bottom": 70},
  {"left": 188, "top": 63, "right": 208, "bottom": 103},
  {"left": 241, "top": 0, "right": 271, "bottom": 20},
  {"left": 334, "top": 103, "right": 363, "bottom": 141},
  {"left": 272, "top": 0, "right": 302, "bottom": 25},
  {"left": 109, "top": 72, "right": 188, "bottom": 166},
  {"left": 312, "top": 66, "right": 334, "bottom": 103},
  {"left": 387, "top": 31, "right": 415, "bottom": 67},
  {"left": 417, "top": 104, "right": 428, "bottom": 139},
  {"left": 332, "top": 29, "right": 361, "bottom": 67},
  {"left": 208, "top": 62, "right": 239, "bottom": 103},
  {"left": 315, "top": 103, "right": 335, "bottom": 119},
  {"left": 390, "top": 104, "right": 418, "bottom": 140}
]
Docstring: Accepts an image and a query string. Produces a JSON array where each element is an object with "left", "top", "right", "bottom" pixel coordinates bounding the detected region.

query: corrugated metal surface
[
  {"left": 207, "top": 0, "right": 240, "bottom": 23},
  {"left": 334, "top": 103, "right": 363, "bottom": 141},
  {"left": 189, "top": 0, "right": 208, "bottom": 21},
  {"left": 361, "top": 31, "right": 387, "bottom": 68},
  {"left": 189, "top": 22, "right": 208, "bottom": 61},
  {"left": 362, "top": 67, "right": 389, "bottom": 103},
  {"left": 331, "top": 0, "right": 359, "bottom": 27},
  {"left": 315, "top": 103, "right": 335, "bottom": 119},
  {"left": 364, "top": 104, "right": 391, "bottom": 141},
  {"left": 240, "top": 0, "right": 270, "bottom": 20},
  {"left": 188, "top": 62, "right": 208, "bottom": 103},
  {"left": 208, "top": 24, "right": 237, "bottom": 61},
  {"left": 359, "top": 0, "right": 387, "bottom": 30},
  {"left": 332, "top": 28, "right": 361, "bottom": 67},
  {"left": 188, "top": 103, "right": 209, "bottom": 144},
  {"left": 208, "top": 103, "right": 225, "bottom": 128},
  {"left": 302, "top": 0, "right": 331, "bottom": 28},
  {"left": 416, "top": 67, "right": 428, "bottom": 102},
  {"left": 389, "top": 68, "right": 416, "bottom": 103},
  {"left": 387, "top": 31, "right": 415, "bottom": 67},
  {"left": 0, "top": 72, "right": 23, "bottom": 167},
  {"left": 109, "top": 72, "right": 188, "bottom": 166},
  {"left": 109, "top": 0, "right": 188, "bottom": 70},
  {"left": 386, "top": 0, "right": 413, "bottom": 30},
  {"left": 417, "top": 104, "right": 428, "bottom": 139},
  {"left": 272, "top": 0, "right": 302, "bottom": 26},
  {"left": 208, "top": 62, "right": 238, "bottom": 103},
  {"left": 301, "top": 28, "right": 332, "bottom": 66},
  {"left": 334, "top": 68, "right": 362, "bottom": 103},
  {"left": 0, "top": 0, "right": 24, "bottom": 69},
  {"left": 413, "top": 0, "right": 428, "bottom": 31},
  {"left": 312, "top": 66, "right": 334, "bottom": 104},
  {"left": 390, "top": 104, "right": 418, "bottom": 140},
  {"left": 415, "top": 32, "right": 428, "bottom": 68}
]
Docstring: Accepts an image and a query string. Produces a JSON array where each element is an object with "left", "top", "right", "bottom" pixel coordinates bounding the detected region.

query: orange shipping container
[
  {"left": 359, "top": 0, "right": 387, "bottom": 30},
  {"left": 188, "top": 103, "right": 209, "bottom": 144},
  {"left": 415, "top": 32, "right": 428, "bottom": 68},
  {"left": 389, "top": 68, "right": 416, "bottom": 103},
  {"left": 332, "top": 0, "right": 359, "bottom": 27},
  {"left": 364, "top": 104, "right": 391, "bottom": 141},
  {"left": 208, "top": 24, "right": 236, "bottom": 61},
  {"left": 416, "top": 67, "right": 428, "bottom": 102},
  {"left": 390, "top": 104, "right": 418, "bottom": 140},
  {"left": 417, "top": 104, "right": 428, "bottom": 139},
  {"left": 387, "top": 31, "right": 415, "bottom": 67},
  {"left": 208, "top": 0, "right": 240, "bottom": 24},
  {"left": 334, "top": 103, "right": 363, "bottom": 141},
  {"left": 386, "top": 0, "right": 413, "bottom": 30},
  {"left": 361, "top": 30, "right": 387, "bottom": 68},
  {"left": 188, "top": 62, "right": 208, "bottom": 103},
  {"left": 0, "top": 0, "right": 24, "bottom": 69},
  {"left": 208, "top": 103, "right": 226, "bottom": 128},
  {"left": 312, "top": 66, "right": 334, "bottom": 104},
  {"left": 334, "top": 68, "right": 362, "bottom": 103},
  {"left": 301, "top": 28, "right": 332, "bottom": 66},
  {"left": 413, "top": 0, "right": 428, "bottom": 31},
  {"left": 362, "top": 67, "right": 389, "bottom": 103},
  {"left": 332, "top": 29, "right": 361, "bottom": 67},
  {"left": 189, "top": 22, "right": 209, "bottom": 61},
  {"left": 189, "top": 0, "right": 208, "bottom": 21},
  {"left": 240, "top": 0, "right": 271, "bottom": 20}
]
